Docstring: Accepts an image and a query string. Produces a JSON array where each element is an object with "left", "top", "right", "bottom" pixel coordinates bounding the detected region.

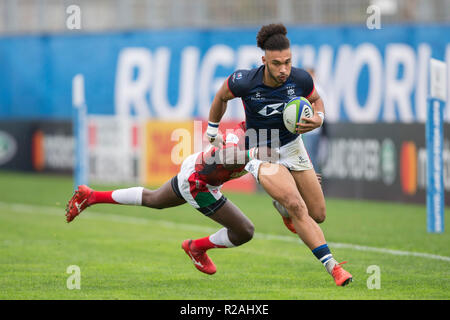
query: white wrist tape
[
  {"left": 207, "top": 121, "right": 219, "bottom": 139},
  {"left": 317, "top": 112, "right": 325, "bottom": 126}
]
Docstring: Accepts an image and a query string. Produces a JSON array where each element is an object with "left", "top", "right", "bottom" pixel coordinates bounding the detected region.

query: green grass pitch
[{"left": 0, "top": 171, "right": 449, "bottom": 300}]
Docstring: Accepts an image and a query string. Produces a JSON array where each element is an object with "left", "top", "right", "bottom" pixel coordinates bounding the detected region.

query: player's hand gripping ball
[{"left": 282, "top": 97, "right": 314, "bottom": 134}]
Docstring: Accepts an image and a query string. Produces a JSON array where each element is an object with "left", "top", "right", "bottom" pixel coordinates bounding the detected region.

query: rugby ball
[{"left": 283, "top": 97, "right": 313, "bottom": 134}]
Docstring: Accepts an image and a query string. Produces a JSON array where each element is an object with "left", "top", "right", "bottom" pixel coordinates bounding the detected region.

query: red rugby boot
[
  {"left": 332, "top": 261, "right": 353, "bottom": 286},
  {"left": 65, "top": 185, "right": 93, "bottom": 223},
  {"left": 182, "top": 239, "right": 217, "bottom": 275}
]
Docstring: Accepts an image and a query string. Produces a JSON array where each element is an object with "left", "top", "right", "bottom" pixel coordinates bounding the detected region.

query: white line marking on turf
[{"left": 1, "top": 201, "right": 449, "bottom": 263}]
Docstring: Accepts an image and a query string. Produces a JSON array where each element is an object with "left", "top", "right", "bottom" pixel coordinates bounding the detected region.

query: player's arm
[
  {"left": 296, "top": 88, "right": 325, "bottom": 134},
  {"left": 207, "top": 80, "right": 235, "bottom": 142},
  {"left": 220, "top": 145, "right": 276, "bottom": 170},
  {"left": 293, "top": 69, "right": 325, "bottom": 134}
]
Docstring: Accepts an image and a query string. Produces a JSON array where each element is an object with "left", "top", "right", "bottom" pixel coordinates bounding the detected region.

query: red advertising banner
[
  {"left": 145, "top": 121, "right": 193, "bottom": 186},
  {"left": 144, "top": 120, "right": 256, "bottom": 192}
]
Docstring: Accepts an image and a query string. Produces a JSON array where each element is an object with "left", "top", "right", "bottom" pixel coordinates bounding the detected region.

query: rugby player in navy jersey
[{"left": 206, "top": 23, "right": 352, "bottom": 286}]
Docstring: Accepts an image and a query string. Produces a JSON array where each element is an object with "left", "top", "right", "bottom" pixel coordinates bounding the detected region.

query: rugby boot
[
  {"left": 331, "top": 261, "right": 353, "bottom": 286},
  {"left": 65, "top": 185, "right": 93, "bottom": 222},
  {"left": 182, "top": 239, "right": 217, "bottom": 275}
]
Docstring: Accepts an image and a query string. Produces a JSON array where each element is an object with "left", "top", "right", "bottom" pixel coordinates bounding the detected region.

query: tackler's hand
[{"left": 204, "top": 132, "right": 223, "bottom": 148}]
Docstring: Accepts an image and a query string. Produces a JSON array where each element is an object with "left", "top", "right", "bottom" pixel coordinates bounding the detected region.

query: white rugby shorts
[
  {"left": 277, "top": 135, "right": 313, "bottom": 171},
  {"left": 171, "top": 153, "right": 226, "bottom": 216}
]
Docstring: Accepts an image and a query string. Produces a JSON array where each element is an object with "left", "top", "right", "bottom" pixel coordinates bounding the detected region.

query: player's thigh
[
  {"left": 209, "top": 200, "right": 254, "bottom": 239},
  {"left": 290, "top": 168, "right": 326, "bottom": 223},
  {"left": 143, "top": 179, "right": 186, "bottom": 209},
  {"left": 258, "top": 163, "right": 307, "bottom": 219}
]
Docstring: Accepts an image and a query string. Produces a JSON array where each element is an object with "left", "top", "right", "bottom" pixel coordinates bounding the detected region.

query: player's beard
[{"left": 266, "top": 63, "right": 288, "bottom": 86}]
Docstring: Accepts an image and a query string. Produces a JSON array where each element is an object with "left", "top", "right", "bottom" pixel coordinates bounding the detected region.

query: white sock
[
  {"left": 111, "top": 187, "right": 144, "bottom": 205},
  {"left": 324, "top": 258, "right": 338, "bottom": 275},
  {"left": 209, "top": 228, "right": 235, "bottom": 248}
]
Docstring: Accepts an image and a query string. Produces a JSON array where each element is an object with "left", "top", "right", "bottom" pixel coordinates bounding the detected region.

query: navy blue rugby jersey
[{"left": 227, "top": 65, "right": 314, "bottom": 147}]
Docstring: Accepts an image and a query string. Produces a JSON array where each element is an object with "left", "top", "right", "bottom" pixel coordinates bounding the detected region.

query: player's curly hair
[{"left": 256, "top": 23, "right": 290, "bottom": 51}]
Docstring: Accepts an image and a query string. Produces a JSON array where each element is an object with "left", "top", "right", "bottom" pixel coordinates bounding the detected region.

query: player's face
[{"left": 263, "top": 49, "right": 292, "bottom": 86}]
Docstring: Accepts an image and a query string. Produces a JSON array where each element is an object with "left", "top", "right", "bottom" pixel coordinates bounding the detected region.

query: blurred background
[
  {"left": 1, "top": 0, "right": 450, "bottom": 33},
  {"left": 0, "top": 0, "right": 449, "bottom": 206}
]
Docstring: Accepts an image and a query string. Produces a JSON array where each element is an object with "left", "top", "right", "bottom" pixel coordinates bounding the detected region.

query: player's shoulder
[
  {"left": 228, "top": 66, "right": 263, "bottom": 97},
  {"left": 289, "top": 67, "right": 314, "bottom": 96},
  {"left": 289, "top": 67, "right": 312, "bottom": 82},
  {"left": 230, "top": 66, "right": 262, "bottom": 80}
]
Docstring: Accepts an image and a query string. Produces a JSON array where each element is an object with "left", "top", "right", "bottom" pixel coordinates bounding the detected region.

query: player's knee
[
  {"left": 242, "top": 222, "right": 255, "bottom": 243},
  {"left": 284, "top": 198, "right": 308, "bottom": 220},
  {"left": 235, "top": 222, "right": 254, "bottom": 245},
  {"left": 311, "top": 206, "right": 326, "bottom": 223}
]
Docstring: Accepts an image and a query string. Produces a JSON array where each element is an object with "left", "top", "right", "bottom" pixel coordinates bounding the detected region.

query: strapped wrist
[
  {"left": 247, "top": 147, "right": 258, "bottom": 160},
  {"left": 207, "top": 121, "right": 220, "bottom": 138},
  {"left": 316, "top": 112, "right": 325, "bottom": 126}
]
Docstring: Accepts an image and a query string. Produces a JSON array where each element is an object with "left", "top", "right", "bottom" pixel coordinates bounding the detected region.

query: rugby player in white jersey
[{"left": 66, "top": 122, "right": 272, "bottom": 275}]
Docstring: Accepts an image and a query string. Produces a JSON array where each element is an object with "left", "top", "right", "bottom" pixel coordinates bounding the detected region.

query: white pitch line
[{"left": 1, "top": 201, "right": 449, "bottom": 263}]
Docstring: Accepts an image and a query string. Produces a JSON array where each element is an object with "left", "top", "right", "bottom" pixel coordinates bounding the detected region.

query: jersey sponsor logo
[
  {"left": 258, "top": 103, "right": 285, "bottom": 116},
  {"left": 251, "top": 91, "right": 265, "bottom": 101}
]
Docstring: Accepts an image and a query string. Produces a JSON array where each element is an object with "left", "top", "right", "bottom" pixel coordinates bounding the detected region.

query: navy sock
[{"left": 312, "top": 244, "right": 333, "bottom": 265}]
